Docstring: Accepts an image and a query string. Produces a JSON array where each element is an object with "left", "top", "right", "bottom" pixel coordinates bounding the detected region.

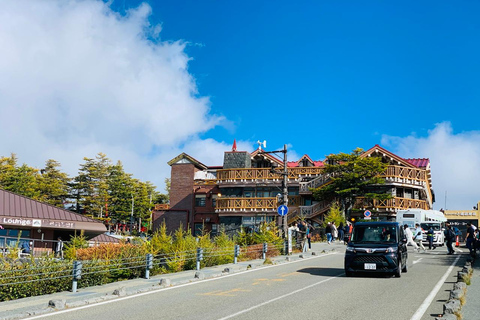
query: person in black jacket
[
  {"left": 444, "top": 222, "right": 455, "bottom": 255},
  {"left": 325, "top": 222, "right": 332, "bottom": 244}
]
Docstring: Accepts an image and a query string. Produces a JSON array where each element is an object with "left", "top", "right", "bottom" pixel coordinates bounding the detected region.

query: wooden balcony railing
[
  {"left": 216, "top": 167, "right": 323, "bottom": 183},
  {"left": 354, "top": 197, "right": 429, "bottom": 211},
  {"left": 216, "top": 196, "right": 302, "bottom": 212}
]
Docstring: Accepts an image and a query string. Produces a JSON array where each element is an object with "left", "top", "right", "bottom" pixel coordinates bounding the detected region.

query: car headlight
[
  {"left": 385, "top": 247, "right": 397, "bottom": 253},
  {"left": 346, "top": 246, "right": 355, "bottom": 252}
]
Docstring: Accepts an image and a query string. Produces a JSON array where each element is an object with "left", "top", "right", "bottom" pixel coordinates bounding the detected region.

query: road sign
[
  {"left": 277, "top": 205, "right": 288, "bottom": 216},
  {"left": 364, "top": 210, "right": 372, "bottom": 220}
]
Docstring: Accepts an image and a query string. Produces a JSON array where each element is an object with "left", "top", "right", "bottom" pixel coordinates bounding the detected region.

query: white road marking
[
  {"left": 216, "top": 273, "right": 343, "bottom": 320},
  {"left": 24, "top": 252, "right": 338, "bottom": 319},
  {"left": 409, "top": 255, "right": 461, "bottom": 320},
  {"left": 412, "top": 258, "right": 423, "bottom": 265}
]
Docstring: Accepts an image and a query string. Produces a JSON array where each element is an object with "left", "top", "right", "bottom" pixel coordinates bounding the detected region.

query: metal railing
[{"left": 0, "top": 242, "right": 286, "bottom": 296}]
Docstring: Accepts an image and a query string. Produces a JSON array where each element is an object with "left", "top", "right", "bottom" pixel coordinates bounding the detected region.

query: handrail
[
  {"left": 216, "top": 196, "right": 303, "bottom": 211},
  {"left": 354, "top": 197, "right": 429, "bottom": 211}
]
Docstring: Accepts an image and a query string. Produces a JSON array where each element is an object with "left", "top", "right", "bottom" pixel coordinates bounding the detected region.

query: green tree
[
  {"left": 0, "top": 154, "right": 41, "bottom": 200},
  {"left": 37, "top": 159, "right": 71, "bottom": 207},
  {"left": 313, "top": 148, "right": 390, "bottom": 218},
  {"left": 322, "top": 202, "right": 345, "bottom": 227}
]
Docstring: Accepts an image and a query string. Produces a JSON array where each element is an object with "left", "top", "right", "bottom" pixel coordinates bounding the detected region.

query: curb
[{"left": 435, "top": 257, "right": 474, "bottom": 320}]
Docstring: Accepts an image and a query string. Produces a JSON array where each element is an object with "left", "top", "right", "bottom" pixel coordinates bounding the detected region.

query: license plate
[{"left": 364, "top": 263, "right": 376, "bottom": 270}]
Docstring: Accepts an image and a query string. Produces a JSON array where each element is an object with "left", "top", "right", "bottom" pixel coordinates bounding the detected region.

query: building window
[{"left": 195, "top": 195, "right": 206, "bottom": 207}]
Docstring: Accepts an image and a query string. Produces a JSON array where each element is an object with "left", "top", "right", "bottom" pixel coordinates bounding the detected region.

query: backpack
[{"left": 446, "top": 228, "right": 455, "bottom": 241}]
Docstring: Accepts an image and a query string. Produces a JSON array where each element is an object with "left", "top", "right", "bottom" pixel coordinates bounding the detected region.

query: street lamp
[{"left": 257, "top": 143, "right": 288, "bottom": 237}]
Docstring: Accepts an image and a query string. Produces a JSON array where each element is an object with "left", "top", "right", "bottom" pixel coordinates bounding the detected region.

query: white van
[{"left": 396, "top": 209, "right": 446, "bottom": 246}]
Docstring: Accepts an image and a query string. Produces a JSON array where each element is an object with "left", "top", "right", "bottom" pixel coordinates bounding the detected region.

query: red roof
[{"left": 405, "top": 158, "right": 430, "bottom": 168}]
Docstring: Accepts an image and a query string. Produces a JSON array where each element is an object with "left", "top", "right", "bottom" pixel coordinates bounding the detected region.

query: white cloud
[
  {"left": 381, "top": 122, "right": 480, "bottom": 210},
  {"left": 0, "top": 0, "right": 227, "bottom": 190}
]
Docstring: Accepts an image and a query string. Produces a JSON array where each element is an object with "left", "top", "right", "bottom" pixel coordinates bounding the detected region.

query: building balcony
[
  {"left": 216, "top": 167, "right": 323, "bottom": 184},
  {"left": 215, "top": 196, "right": 303, "bottom": 213},
  {"left": 354, "top": 197, "right": 429, "bottom": 212}
]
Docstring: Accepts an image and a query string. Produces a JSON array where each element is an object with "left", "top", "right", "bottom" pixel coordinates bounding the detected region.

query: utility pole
[
  {"left": 258, "top": 143, "right": 288, "bottom": 237},
  {"left": 131, "top": 194, "right": 134, "bottom": 234}
]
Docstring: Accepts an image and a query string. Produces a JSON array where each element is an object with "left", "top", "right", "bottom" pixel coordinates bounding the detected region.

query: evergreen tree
[{"left": 37, "top": 159, "right": 71, "bottom": 207}]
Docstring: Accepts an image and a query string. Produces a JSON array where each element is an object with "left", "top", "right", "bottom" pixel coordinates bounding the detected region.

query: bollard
[
  {"left": 145, "top": 253, "right": 153, "bottom": 279},
  {"left": 284, "top": 240, "right": 288, "bottom": 256},
  {"left": 196, "top": 248, "right": 203, "bottom": 271},
  {"left": 234, "top": 245, "right": 240, "bottom": 264},
  {"left": 72, "top": 260, "right": 82, "bottom": 293},
  {"left": 262, "top": 242, "right": 267, "bottom": 260}
]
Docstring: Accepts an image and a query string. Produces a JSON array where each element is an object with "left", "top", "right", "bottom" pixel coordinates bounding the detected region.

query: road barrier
[{"left": 0, "top": 242, "right": 286, "bottom": 299}]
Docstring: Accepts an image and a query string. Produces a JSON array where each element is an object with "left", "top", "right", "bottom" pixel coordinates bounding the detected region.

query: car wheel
[{"left": 395, "top": 260, "right": 402, "bottom": 278}]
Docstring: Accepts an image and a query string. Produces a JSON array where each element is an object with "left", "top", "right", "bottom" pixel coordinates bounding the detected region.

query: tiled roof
[{"left": 405, "top": 158, "right": 430, "bottom": 168}]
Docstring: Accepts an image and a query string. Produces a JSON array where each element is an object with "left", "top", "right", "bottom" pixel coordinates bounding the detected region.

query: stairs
[
  {"left": 299, "top": 173, "right": 334, "bottom": 194},
  {"left": 287, "top": 201, "right": 331, "bottom": 224}
]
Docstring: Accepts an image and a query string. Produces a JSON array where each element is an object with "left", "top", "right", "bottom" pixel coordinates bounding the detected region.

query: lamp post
[{"left": 258, "top": 143, "right": 288, "bottom": 237}]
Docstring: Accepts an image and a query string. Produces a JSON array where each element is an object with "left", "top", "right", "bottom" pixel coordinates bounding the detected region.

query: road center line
[
  {"left": 216, "top": 273, "right": 344, "bottom": 320},
  {"left": 410, "top": 255, "right": 461, "bottom": 320},
  {"left": 412, "top": 258, "right": 423, "bottom": 264},
  {"left": 24, "top": 252, "right": 337, "bottom": 319}
]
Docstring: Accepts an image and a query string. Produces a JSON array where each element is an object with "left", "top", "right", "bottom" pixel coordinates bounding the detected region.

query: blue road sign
[
  {"left": 278, "top": 205, "right": 289, "bottom": 216},
  {"left": 364, "top": 210, "right": 371, "bottom": 218}
]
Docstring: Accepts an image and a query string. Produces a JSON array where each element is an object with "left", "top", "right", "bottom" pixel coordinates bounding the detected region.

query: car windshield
[
  {"left": 351, "top": 225, "right": 397, "bottom": 243},
  {"left": 421, "top": 223, "right": 441, "bottom": 231}
]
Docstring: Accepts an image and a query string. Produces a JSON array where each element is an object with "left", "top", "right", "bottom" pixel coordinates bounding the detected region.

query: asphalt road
[{"left": 25, "top": 248, "right": 463, "bottom": 320}]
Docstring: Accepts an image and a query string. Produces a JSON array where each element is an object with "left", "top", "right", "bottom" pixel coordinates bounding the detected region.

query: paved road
[{"left": 24, "top": 246, "right": 463, "bottom": 320}]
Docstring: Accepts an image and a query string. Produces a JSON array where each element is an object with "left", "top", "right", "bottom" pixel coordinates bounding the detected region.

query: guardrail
[{"left": 0, "top": 242, "right": 287, "bottom": 297}]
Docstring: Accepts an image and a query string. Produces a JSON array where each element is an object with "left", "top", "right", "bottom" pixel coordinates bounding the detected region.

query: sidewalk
[
  {"left": 0, "top": 241, "right": 343, "bottom": 320},
  {"left": 459, "top": 257, "right": 480, "bottom": 320}
]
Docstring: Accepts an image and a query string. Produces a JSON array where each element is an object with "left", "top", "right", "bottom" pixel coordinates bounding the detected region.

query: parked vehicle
[
  {"left": 344, "top": 222, "right": 408, "bottom": 277},
  {"left": 396, "top": 209, "right": 446, "bottom": 246}
]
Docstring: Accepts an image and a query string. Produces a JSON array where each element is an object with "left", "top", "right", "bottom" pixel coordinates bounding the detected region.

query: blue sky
[
  {"left": 116, "top": 0, "right": 479, "bottom": 156},
  {"left": 0, "top": 0, "right": 479, "bottom": 209}
]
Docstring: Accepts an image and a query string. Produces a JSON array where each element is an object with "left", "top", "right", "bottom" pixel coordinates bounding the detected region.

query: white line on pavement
[
  {"left": 409, "top": 255, "right": 461, "bottom": 320},
  {"left": 24, "top": 252, "right": 338, "bottom": 319},
  {"left": 412, "top": 258, "right": 423, "bottom": 265},
  {"left": 216, "top": 273, "right": 344, "bottom": 320}
]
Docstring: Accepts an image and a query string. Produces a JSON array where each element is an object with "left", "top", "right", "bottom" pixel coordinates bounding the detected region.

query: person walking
[
  {"left": 306, "top": 223, "right": 313, "bottom": 250},
  {"left": 465, "top": 222, "right": 475, "bottom": 257},
  {"left": 404, "top": 225, "right": 418, "bottom": 251},
  {"left": 414, "top": 223, "right": 426, "bottom": 252},
  {"left": 444, "top": 222, "right": 456, "bottom": 255},
  {"left": 426, "top": 226, "right": 436, "bottom": 250},
  {"left": 55, "top": 237, "right": 64, "bottom": 259},
  {"left": 338, "top": 223, "right": 345, "bottom": 245},
  {"left": 332, "top": 222, "right": 338, "bottom": 242},
  {"left": 325, "top": 222, "right": 333, "bottom": 244}
]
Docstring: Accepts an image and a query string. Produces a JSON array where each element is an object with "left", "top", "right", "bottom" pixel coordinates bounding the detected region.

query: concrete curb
[{"left": 435, "top": 258, "right": 474, "bottom": 320}]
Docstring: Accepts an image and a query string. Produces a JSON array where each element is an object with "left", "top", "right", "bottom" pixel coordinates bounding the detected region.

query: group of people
[
  {"left": 403, "top": 223, "right": 427, "bottom": 252},
  {"left": 324, "top": 221, "right": 352, "bottom": 245},
  {"left": 296, "top": 221, "right": 313, "bottom": 252}
]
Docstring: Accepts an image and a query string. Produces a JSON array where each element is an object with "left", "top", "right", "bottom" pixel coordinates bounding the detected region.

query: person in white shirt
[
  {"left": 404, "top": 224, "right": 418, "bottom": 251},
  {"left": 414, "top": 223, "right": 426, "bottom": 252}
]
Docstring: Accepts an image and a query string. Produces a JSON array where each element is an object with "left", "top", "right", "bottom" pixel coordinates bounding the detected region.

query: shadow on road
[{"left": 297, "top": 267, "right": 345, "bottom": 277}]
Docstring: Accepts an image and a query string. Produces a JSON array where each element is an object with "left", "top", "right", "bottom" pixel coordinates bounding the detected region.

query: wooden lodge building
[{"left": 154, "top": 144, "right": 435, "bottom": 235}]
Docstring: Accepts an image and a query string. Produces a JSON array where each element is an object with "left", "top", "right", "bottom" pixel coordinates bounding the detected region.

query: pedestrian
[
  {"left": 444, "top": 222, "right": 456, "bottom": 255},
  {"left": 325, "top": 222, "right": 333, "bottom": 244},
  {"left": 20, "top": 241, "right": 30, "bottom": 254},
  {"left": 338, "top": 222, "right": 345, "bottom": 245},
  {"left": 426, "top": 226, "right": 436, "bottom": 250},
  {"left": 332, "top": 222, "right": 338, "bottom": 242},
  {"left": 403, "top": 224, "right": 418, "bottom": 251},
  {"left": 465, "top": 222, "right": 475, "bottom": 257},
  {"left": 306, "top": 223, "right": 312, "bottom": 250},
  {"left": 414, "top": 223, "right": 426, "bottom": 252},
  {"left": 55, "top": 237, "right": 64, "bottom": 259}
]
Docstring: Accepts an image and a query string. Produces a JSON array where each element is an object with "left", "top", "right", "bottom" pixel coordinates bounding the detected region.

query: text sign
[{"left": 364, "top": 210, "right": 372, "bottom": 220}]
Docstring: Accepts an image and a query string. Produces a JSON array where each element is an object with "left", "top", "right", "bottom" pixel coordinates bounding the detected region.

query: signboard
[
  {"left": 277, "top": 205, "right": 288, "bottom": 216},
  {"left": 364, "top": 210, "right": 372, "bottom": 220}
]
